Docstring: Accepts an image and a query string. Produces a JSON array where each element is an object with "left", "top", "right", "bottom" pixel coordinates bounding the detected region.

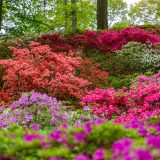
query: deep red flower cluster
[
  {"left": 82, "top": 73, "right": 160, "bottom": 123},
  {"left": 38, "top": 27, "right": 160, "bottom": 53},
  {"left": 0, "top": 42, "right": 108, "bottom": 101},
  {"left": 39, "top": 34, "right": 74, "bottom": 53}
]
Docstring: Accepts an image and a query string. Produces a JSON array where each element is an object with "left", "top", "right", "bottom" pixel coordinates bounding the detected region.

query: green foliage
[
  {"left": 82, "top": 50, "right": 110, "bottom": 71},
  {"left": 108, "top": 0, "right": 128, "bottom": 27},
  {"left": 83, "top": 42, "right": 160, "bottom": 90},
  {"left": 107, "top": 71, "right": 156, "bottom": 90},
  {"left": 2, "top": 0, "right": 96, "bottom": 35},
  {"left": 0, "top": 121, "right": 139, "bottom": 159},
  {"left": 86, "top": 122, "right": 138, "bottom": 149},
  {"left": 129, "top": 0, "right": 160, "bottom": 25},
  {"left": 0, "top": 36, "right": 14, "bottom": 59},
  {"left": 107, "top": 74, "right": 138, "bottom": 90},
  {"left": 104, "top": 42, "right": 160, "bottom": 76},
  {"left": 1, "top": 0, "right": 129, "bottom": 35}
]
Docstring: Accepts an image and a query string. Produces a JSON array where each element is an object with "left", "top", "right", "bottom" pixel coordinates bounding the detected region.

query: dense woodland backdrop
[{"left": 0, "top": 0, "right": 159, "bottom": 35}]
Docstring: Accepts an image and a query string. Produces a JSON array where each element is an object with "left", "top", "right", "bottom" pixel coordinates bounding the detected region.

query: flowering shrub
[
  {"left": 0, "top": 91, "right": 99, "bottom": 129},
  {"left": 0, "top": 42, "right": 107, "bottom": 101},
  {"left": 38, "top": 27, "right": 160, "bottom": 54},
  {"left": 1, "top": 117, "right": 160, "bottom": 159},
  {"left": 103, "top": 42, "right": 160, "bottom": 76},
  {"left": 0, "top": 120, "right": 139, "bottom": 160},
  {"left": 39, "top": 34, "right": 74, "bottom": 53},
  {"left": 82, "top": 72, "right": 160, "bottom": 123}
]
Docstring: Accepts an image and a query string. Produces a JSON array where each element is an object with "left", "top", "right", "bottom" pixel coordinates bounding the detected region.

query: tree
[
  {"left": 3, "top": 0, "right": 57, "bottom": 35},
  {"left": 97, "top": 0, "right": 108, "bottom": 29},
  {"left": 2, "top": 0, "right": 96, "bottom": 35},
  {"left": 64, "top": 0, "right": 68, "bottom": 29},
  {"left": 129, "top": 0, "right": 160, "bottom": 25},
  {"left": 1, "top": 0, "right": 128, "bottom": 34},
  {"left": 108, "top": 0, "right": 128, "bottom": 26},
  {"left": 71, "top": 0, "right": 77, "bottom": 29},
  {"left": 0, "top": 0, "right": 3, "bottom": 30}
]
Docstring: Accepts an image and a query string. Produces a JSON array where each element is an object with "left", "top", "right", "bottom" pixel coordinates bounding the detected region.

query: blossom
[
  {"left": 93, "top": 149, "right": 106, "bottom": 160},
  {"left": 23, "top": 133, "right": 41, "bottom": 142},
  {"left": 135, "top": 149, "right": 153, "bottom": 160},
  {"left": 73, "top": 132, "right": 86, "bottom": 142},
  {"left": 74, "top": 154, "right": 90, "bottom": 160},
  {"left": 30, "top": 123, "right": 39, "bottom": 131}
]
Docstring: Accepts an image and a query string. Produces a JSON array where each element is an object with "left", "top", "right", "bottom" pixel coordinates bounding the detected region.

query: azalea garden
[{"left": 0, "top": 0, "right": 160, "bottom": 160}]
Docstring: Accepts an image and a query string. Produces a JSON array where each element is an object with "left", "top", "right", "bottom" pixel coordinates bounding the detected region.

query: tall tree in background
[
  {"left": 1, "top": 0, "right": 128, "bottom": 35},
  {"left": 64, "top": 0, "right": 68, "bottom": 29},
  {"left": 71, "top": 0, "right": 77, "bottom": 29},
  {"left": 108, "top": 0, "right": 128, "bottom": 26},
  {"left": 97, "top": 0, "right": 108, "bottom": 29},
  {"left": 0, "top": 0, "right": 3, "bottom": 30}
]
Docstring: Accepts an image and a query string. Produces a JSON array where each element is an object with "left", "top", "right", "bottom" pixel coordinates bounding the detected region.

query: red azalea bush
[
  {"left": 38, "top": 27, "right": 160, "bottom": 53},
  {"left": 0, "top": 42, "right": 108, "bottom": 102},
  {"left": 38, "top": 34, "right": 74, "bottom": 53},
  {"left": 82, "top": 72, "right": 160, "bottom": 123}
]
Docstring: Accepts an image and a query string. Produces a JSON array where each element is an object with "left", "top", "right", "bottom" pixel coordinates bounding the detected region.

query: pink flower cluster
[
  {"left": 82, "top": 72, "right": 160, "bottom": 123},
  {"left": 39, "top": 27, "right": 160, "bottom": 53}
]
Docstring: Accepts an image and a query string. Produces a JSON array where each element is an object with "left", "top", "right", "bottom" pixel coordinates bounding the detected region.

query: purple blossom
[
  {"left": 93, "top": 118, "right": 105, "bottom": 125},
  {"left": 73, "top": 132, "right": 86, "bottom": 142},
  {"left": 50, "top": 130, "right": 65, "bottom": 143},
  {"left": 139, "top": 128, "right": 149, "bottom": 136},
  {"left": 83, "top": 106, "right": 90, "bottom": 111},
  {"left": 23, "top": 114, "right": 33, "bottom": 124},
  {"left": 74, "top": 154, "right": 90, "bottom": 160},
  {"left": 147, "top": 135, "right": 160, "bottom": 149},
  {"left": 112, "top": 138, "right": 132, "bottom": 160},
  {"left": 135, "top": 149, "right": 153, "bottom": 160},
  {"left": 83, "top": 122, "right": 92, "bottom": 135},
  {"left": 0, "top": 119, "right": 7, "bottom": 127},
  {"left": 93, "top": 149, "right": 106, "bottom": 160},
  {"left": 30, "top": 123, "right": 39, "bottom": 131},
  {"left": 23, "top": 133, "right": 41, "bottom": 142}
]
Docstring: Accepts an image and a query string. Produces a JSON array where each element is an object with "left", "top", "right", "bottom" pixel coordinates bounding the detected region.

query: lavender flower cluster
[{"left": 0, "top": 91, "right": 98, "bottom": 129}]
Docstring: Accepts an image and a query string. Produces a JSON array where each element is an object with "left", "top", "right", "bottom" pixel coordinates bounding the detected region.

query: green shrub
[
  {"left": 0, "top": 122, "right": 139, "bottom": 159},
  {"left": 107, "top": 74, "right": 138, "bottom": 90},
  {"left": 104, "top": 42, "right": 160, "bottom": 76}
]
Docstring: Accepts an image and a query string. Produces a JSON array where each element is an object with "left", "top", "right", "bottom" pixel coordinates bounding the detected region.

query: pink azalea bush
[
  {"left": 82, "top": 72, "right": 160, "bottom": 123},
  {"left": 39, "top": 27, "right": 160, "bottom": 53}
]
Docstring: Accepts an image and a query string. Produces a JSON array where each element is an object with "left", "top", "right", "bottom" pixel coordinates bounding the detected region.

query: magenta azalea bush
[
  {"left": 39, "top": 27, "right": 160, "bottom": 53},
  {"left": 82, "top": 72, "right": 160, "bottom": 123}
]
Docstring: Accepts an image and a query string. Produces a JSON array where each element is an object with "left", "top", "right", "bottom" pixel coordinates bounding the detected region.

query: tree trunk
[
  {"left": 0, "top": 0, "right": 3, "bottom": 30},
  {"left": 97, "top": 0, "right": 108, "bottom": 30},
  {"left": 71, "top": 0, "right": 77, "bottom": 29},
  {"left": 43, "top": 0, "right": 46, "bottom": 16},
  {"left": 64, "top": 0, "right": 68, "bottom": 30}
]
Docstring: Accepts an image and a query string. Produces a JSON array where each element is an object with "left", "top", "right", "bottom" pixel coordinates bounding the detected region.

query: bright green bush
[
  {"left": 107, "top": 74, "right": 138, "bottom": 90},
  {"left": 106, "top": 71, "right": 156, "bottom": 90},
  {"left": 0, "top": 122, "right": 138, "bottom": 159}
]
